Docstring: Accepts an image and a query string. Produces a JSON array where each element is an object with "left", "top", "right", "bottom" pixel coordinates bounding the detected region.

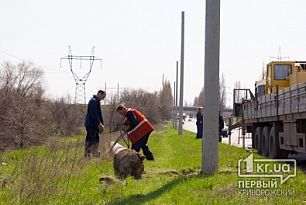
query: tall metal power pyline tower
[{"left": 60, "top": 46, "right": 102, "bottom": 104}]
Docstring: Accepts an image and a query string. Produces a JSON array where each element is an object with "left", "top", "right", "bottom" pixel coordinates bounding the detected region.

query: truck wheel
[
  {"left": 262, "top": 126, "right": 270, "bottom": 157},
  {"left": 269, "top": 126, "right": 288, "bottom": 159},
  {"left": 255, "top": 127, "right": 263, "bottom": 154}
]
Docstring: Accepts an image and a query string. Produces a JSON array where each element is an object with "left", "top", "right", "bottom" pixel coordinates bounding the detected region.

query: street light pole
[
  {"left": 178, "top": 11, "right": 185, "bottom": 135},
  {"left": 173, "top": 81, "right": 176, "bottom": 128}
]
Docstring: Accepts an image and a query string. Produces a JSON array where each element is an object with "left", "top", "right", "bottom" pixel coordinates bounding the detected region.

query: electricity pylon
[{"left": 60, "top": 46, "right": 102, "bottom": 104}]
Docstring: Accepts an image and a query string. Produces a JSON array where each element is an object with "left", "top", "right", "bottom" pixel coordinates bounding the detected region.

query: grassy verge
[{"left": 0, "top": 125, "right": 305, "bottom": 204}]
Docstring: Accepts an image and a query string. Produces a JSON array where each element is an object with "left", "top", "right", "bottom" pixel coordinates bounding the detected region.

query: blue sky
[{"left": 1, "top": 0, "right": 306, "bottom": 106}]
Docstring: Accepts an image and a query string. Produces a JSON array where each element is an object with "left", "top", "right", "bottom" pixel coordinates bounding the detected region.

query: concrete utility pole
[
  {"left": 202, "top": 0, "right": 220, "bottom": 175},
  {"left": 174, "top": 61, "right": 179, "bottom": 129},
  {"left": 178, "top": 11, "right": 185, "bottom": 135},
  {"left": 173, "top": 81, "right": 176, "bottom": 128}
]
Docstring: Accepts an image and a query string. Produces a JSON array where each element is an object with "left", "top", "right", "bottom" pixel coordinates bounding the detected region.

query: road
[
  {"left": 183, "top": 119, "right": 252, "bottom": 148},
  {"left": 182, "top": 119, "right": 306, "bottom": 172}
]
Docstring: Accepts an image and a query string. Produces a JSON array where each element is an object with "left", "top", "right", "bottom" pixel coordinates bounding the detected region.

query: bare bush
[
  {"left": 48, "top": 96, "right": 84, "bottom": 136},
  {"left": 0, "top": 134, "right": 116, "bottom": 204},
  {"left": 0, "top": 62, "right": 49, "bottom": 150},
  {"left": 5, "top": 139, "right": 85, "bottom": 204},
  {"left": 103, "top": 94, "right": 122, "bottom": 132},
  {"left": 119, "top": 89, "right": 159, "bottom": 124}
]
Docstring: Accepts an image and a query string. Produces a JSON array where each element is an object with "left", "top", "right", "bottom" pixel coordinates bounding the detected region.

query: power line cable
[{"left": 0, "top": 48, "right": 69, "bottom": 74}]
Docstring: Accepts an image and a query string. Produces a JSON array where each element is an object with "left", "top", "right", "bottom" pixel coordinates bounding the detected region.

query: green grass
[{"left": 0, "top": 125, "right": 305, "bottom": 205}]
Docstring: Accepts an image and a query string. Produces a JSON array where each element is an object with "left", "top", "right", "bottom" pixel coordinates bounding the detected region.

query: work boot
[
  {"left": 92, "top": 143, "right": 100, "bottom": 157},
  {"left": 93, "top": 150, "right": 100, "bottom": 158},
  {"left": 142, "top": 146, "right": 154, "bottom": 161},
  {"left": 144, "top": 152, "right": 154, "bottom": 161},
  {"left": 84, "top": 151, "right": 90, "bottom": 158},
  {"left": 84, "top": 147, "right": 91, "bottom": 158}
]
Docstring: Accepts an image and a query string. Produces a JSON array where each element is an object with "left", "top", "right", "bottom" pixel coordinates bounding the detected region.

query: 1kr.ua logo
[{"left": 238, "top": 154, "right": 296, "bottom": 184}]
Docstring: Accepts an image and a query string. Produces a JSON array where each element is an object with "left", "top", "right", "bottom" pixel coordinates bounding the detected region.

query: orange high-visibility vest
[{"left": 126, "top": 108, "right": 154, "bottom": 144}]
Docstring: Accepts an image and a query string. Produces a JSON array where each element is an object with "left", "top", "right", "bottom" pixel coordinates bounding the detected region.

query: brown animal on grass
[{"left": 110, "top": 141, "right": 145, "bottom": 180}]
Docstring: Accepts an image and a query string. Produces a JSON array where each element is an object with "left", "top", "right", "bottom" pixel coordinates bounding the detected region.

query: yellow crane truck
[{"left": 231, "top": 60, "right": 306, "bottom": 158}]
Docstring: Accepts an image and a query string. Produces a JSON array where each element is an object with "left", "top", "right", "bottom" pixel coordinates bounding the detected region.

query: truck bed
[{"left": 243, "top": 82, "right": 306, "bottom": 123}]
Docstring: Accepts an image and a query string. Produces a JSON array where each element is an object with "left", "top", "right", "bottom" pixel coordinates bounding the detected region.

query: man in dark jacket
[
  {"left": 219, "top": 112, "right": 224, "bottom": 142},
  {"left": 84, "top": 90, "right": 106, "bottom": 157},
  {"left": 196, "top": 107, "right": 203, "bottom": 138}
]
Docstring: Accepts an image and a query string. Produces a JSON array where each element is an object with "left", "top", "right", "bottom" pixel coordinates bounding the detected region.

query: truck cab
[{"left": 265, "top": 61, "right": 306, "bottom": 94}]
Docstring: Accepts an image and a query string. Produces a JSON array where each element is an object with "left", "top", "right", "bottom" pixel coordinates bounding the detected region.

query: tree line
[
  {"left": 0, "top": 62, "right": 173, "bottom": 151},
  {"left": 193, "top": 74, "right": 227, "bottom": 113}
]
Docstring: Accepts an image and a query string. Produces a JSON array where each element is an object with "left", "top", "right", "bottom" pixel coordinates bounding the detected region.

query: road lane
[{"left": 183, "top": 119, "right": 252, "bottom": 148}]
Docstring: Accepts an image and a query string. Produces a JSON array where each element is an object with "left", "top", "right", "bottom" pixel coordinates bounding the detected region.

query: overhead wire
[{"left": 0, "top": 48, "right": 70, "bottom": 74}]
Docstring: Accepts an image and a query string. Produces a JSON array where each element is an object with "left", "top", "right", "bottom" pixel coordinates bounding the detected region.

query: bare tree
[
  {"left": 120, "top": 89, "right": 159, "bottom": 124},
  {"left": 0, "top": 62, "right": 49, "bottom": 150},
  {"left": 48, "top": 96, "right": 83, "bottom": 136},
  {"left": 158, "top": 79, "right": 173, "bottom": 122},
  {"left": 193, "top": 96, "right": 198, "bottom": 106},
  {"left": 193, "top": 74, "right": 226, "bottom": 113},
  {"left": 194, "top": 88, "right": 204, "bottom": 108},
  {"left": 219, "top": 74, "right": 227, "bottom": 113},
  {"left": 103, "top": 94, "right": 122, "bottom": 132}
]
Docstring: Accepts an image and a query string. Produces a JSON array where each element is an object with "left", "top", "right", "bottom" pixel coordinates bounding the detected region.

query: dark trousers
[
  {"left": 85, "top": 126, "right": 99, "bottom": 155},
  {"left": 132, "top": 133, "right": 153, "bottom": 159},
  {"left": 196, "top": 122, "right": 203, "bottom": 138}
]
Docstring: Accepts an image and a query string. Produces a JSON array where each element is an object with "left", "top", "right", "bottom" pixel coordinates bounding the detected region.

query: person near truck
[
  {"left": 84, "top": 90, "right": 106, "bottom": 157},
  {"left": 116, "top": 104, "right": 154, "bottom": 161},
  {"left": 196, "top": 107, "right": 203, "bottom": 138},
  {"left": 219, "top": 112, "right": 224, "bottom": 142}
]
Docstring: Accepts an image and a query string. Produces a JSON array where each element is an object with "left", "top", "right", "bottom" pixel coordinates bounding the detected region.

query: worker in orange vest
[{"left": 116, "top": 104, "right": 154, "bottom": 161}]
